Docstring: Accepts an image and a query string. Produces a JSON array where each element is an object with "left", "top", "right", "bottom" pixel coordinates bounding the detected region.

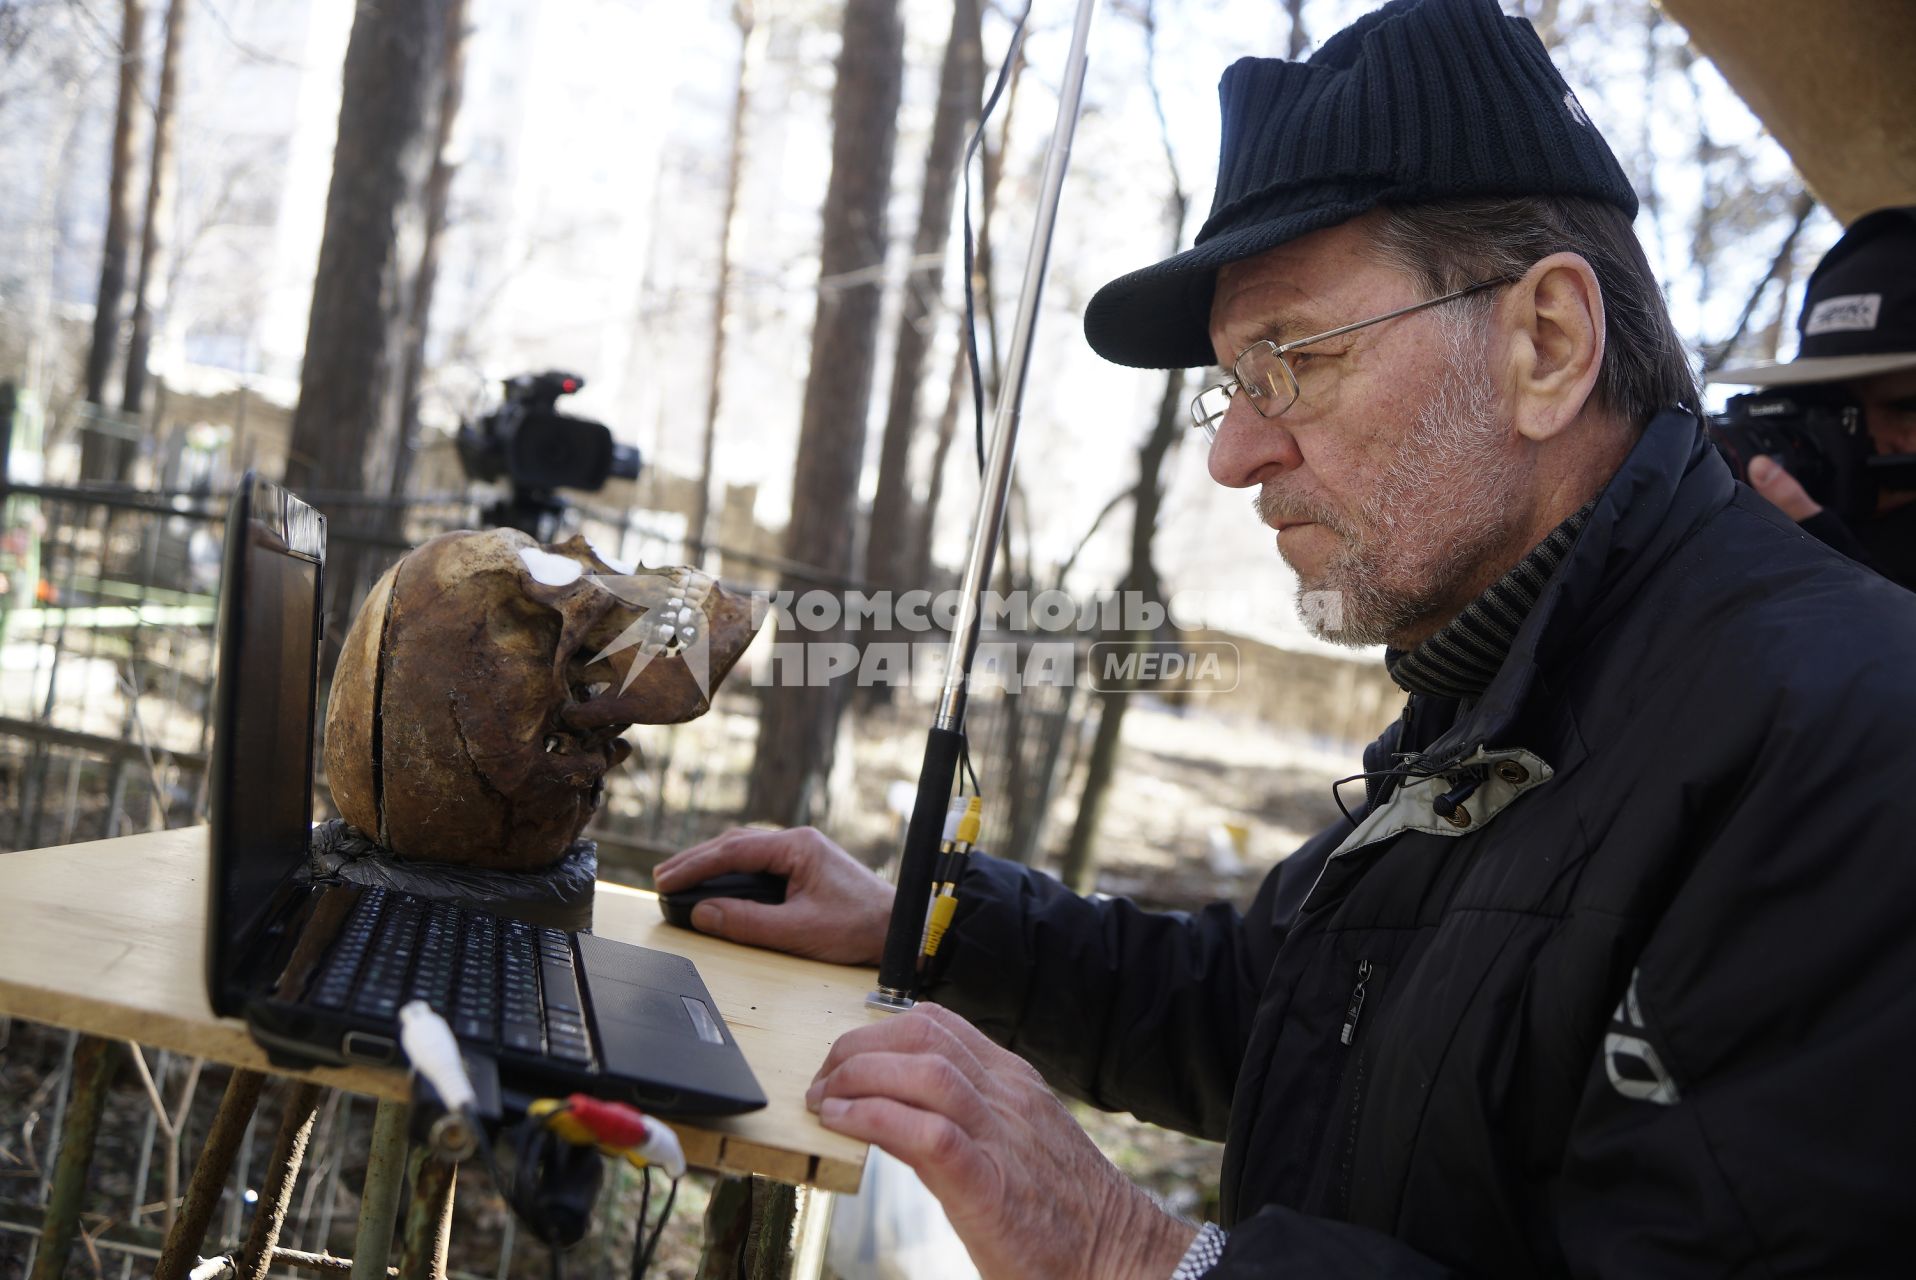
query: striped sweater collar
[{"left": 1384, "top": 502, "right": 1595, "bottom": 700}]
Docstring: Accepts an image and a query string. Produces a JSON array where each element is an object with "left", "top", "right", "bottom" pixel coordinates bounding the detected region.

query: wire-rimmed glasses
[{"left": 1190, "top": 278, "right": 1512, "bottom": 441}]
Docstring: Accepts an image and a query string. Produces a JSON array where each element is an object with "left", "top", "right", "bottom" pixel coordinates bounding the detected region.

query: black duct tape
[{"left": 308, "top": 819, "right": 597, "bottom": 933}]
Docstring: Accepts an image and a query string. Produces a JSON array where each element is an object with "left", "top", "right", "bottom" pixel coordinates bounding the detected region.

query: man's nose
[{"left": 1206, "top": 395, "right": 1303, "bottom": 489}]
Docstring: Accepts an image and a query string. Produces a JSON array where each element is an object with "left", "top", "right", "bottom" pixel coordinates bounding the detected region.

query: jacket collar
[{"left": 1412, "top": 408, "right": 1734, "bottom": 767}]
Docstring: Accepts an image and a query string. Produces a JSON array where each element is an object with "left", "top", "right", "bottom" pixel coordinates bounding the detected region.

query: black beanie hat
[{"left": 1083, "top": 0, "right": 1639, "bottom": 370}]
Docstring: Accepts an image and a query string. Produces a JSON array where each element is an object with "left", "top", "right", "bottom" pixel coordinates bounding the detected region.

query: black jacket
[{"left": 927, "top": 412, "right": 1916, "bottom": 1277}]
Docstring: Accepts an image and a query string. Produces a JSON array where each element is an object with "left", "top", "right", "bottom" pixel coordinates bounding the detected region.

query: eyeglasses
[{"left": 1190, "top": 278, "right": 1511, "bottom": 441}]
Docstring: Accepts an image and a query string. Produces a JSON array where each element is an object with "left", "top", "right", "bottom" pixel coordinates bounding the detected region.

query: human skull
[{"left": 324, "top": 529, "right": 758, "bottom": 870}]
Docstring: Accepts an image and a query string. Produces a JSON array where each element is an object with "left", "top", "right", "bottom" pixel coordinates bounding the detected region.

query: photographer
[{"left": 1710, "top": 206, "right": 1916, "bottom": 589}]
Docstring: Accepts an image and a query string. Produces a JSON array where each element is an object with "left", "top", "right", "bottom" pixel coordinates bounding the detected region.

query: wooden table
[{"left": 0, "top": 826, "right": 872, "bottom": 1195}]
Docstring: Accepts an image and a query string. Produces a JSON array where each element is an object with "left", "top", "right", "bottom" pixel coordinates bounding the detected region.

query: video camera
[
  {"left": 1708, "top": 388, "right": 1916, "bottom": 524},
  {"left": 455, "top": 371, "right": 641, "bottom": 540}
]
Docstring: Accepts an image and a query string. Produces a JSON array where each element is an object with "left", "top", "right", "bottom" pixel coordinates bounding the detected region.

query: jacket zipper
[
  {"left": 1340, "top": 958, "right": 1372, "bottom": 1045},
  {"left": 1332, "top": 957, "right": 1381, "bottom": 1216}
]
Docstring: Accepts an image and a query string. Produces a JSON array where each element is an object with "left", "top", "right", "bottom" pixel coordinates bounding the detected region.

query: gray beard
[{"left": 1267, "top": 319, "right": 1524, "bottom": 648}]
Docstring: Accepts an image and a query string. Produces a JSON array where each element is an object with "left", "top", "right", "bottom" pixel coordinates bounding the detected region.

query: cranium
[{"left": 324, "top": 529, "right": 758, "bottom": 870}]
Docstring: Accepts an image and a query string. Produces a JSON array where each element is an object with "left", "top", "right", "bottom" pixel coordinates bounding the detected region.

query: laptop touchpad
[
  {"left": 588, "top": 974, "right": 722, "bottom": 1043},
  {"left": 575, "top": 933, "right": 734, "bottom": 1050}
]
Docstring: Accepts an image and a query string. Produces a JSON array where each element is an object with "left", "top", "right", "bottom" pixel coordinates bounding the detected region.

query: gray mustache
[{"left": 1253, "top": 486, "right": 1340, "bottom": 530}]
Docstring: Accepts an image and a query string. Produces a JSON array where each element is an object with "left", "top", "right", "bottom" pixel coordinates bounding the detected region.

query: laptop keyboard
[{"left": 306, "top": 888, "right": 593, "bottom": 1065}]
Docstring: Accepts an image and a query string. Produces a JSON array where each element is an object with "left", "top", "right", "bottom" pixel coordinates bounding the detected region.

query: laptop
[{"left": 204, "top": 472, "right": 766, "bottom": 1117}]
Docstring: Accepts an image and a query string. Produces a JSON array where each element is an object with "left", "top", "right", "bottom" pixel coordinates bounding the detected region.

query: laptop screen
[{"left": 205, "top": 473, "right": 325, "bottom": 1016}]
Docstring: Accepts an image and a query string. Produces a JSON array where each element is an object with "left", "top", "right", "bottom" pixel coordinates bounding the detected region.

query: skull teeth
[{"left": 543, "top": 735, "right": 562, "bottom": 753}]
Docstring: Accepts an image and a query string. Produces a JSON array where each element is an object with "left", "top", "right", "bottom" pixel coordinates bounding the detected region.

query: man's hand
[
  {"left": 652, "top": 826, "right": 893, "bottom": 965},
  {"left": 1747, "top": 454, "right": 1823, "bottom": 522},
  {"left": 808, "top": 1003, "right": 1198, "bottom": 1280}
]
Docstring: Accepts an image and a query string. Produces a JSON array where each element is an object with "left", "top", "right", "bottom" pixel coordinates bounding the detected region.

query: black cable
[
  {"left": 636, "top": 1168, "right": 651, "bottom": 1273},
  {"left": 961, "top": 0, "right": 1035, "bottom": 475},
  {"left": 629, "top": 1168, "right": 681, "bottom": 1280},
  {"left": 935, "top": 736, "right": 980, "bottom": 890},
  {"left": 471, "top": 1103, "right": 681, "bottom": 1280},
  {"left": 1328, "top": 754, "right": 1468, "bottom": 827},
  {"left": 935, "top": 4, "right": 1029, "bottom": 838}
]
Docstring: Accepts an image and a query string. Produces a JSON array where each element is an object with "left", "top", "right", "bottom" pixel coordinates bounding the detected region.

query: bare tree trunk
[
  {"left": 745, "top": 0, "right": 904, "bottom": 826},
  {"left": 1058, "top": 2, "right": 1187, "bottom": 891},
  {"left": 121, "top": 0, "right": 185, "bottom": 422},
  {"left": 284, "top": 0, "right": 453, "bottom": 664},
  {"left": 1058, "top": 366, "right": 1184, "bottom": 891},
  {"left": 289, "top": 0, "right": 452, "bottom": 493},
  {"left": 82, "top": 0, "right": 144, "bottom": 417},
  {"left": 691, "top": 2, "right": 763, "bottom": 568},
  {"left": 856, "top": 0, "right": 981, "bottom": 711},
  {"left": 972, "top": 44, "right": 1025, "bottom": 405},
  {"left": 911, "top": 340, "right": 969, "bottom": 586},
  {"left": 1285, "top": 0, "right": 1308, "bottom": 58},
  {"left": 392, "top": 0, "right": 471, "bottom": 512},
  {"left": 912, "top": 27, "right": 1020, "bottom": 586},
  {"left": 865, "top": 0, "right": 981, "bottom": 591}
]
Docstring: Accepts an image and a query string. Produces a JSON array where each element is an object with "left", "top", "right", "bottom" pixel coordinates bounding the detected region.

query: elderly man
[{"left": 658, "top": 0, "right": 1916, "bottom": 1274}]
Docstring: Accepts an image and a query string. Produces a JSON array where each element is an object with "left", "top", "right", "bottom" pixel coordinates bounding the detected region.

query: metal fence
[
  {"left": 0, "top": 478, "right": 738, "bottom": 866},
  {"left": 0, "top": 391, "right": 1102, "bottom": 1276},
  {"left": 0, "top": 389, "right": 1097, "bottom": 876}
]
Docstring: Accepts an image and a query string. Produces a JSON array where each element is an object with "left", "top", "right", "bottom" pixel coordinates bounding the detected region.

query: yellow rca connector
[
  {"left": 923, "top": 894, "right": 960, "bottom": 957},
  {"left": 956, "top": 795, "right": 983, "bottom": 848}
]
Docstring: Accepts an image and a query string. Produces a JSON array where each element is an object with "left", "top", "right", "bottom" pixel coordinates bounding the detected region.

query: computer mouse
[{"left": 658, "top": 871, "right": 790, "bottom": 930}]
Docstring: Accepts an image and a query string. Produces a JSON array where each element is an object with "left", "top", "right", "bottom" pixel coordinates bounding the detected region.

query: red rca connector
[
  {"left": 528, "top": 1093, "right": 686, "bottom": 1176},
  {"left": 565, "top": 1093, "right": 651, "bottom": 1148}
]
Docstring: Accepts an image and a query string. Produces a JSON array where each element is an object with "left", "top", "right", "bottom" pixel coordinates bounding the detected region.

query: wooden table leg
[
  {"left": 155, "top": 1069, "right": 267, "bottom": 1280},
  {"left": 696, "top": 1175, "right": 801, "bottom": 1280},
  {"left": 28, "top": 1034, "right": 117, "bottom": 1280},
  {"left": 396, "top": 1147, "right": 457, "bottom": 1280},
  {"left": 349, "top": 1098, "right": 411, "bottom": 1280},
  {"left": 235, "top": 1080, "right": 324, "bottom": 1280}
]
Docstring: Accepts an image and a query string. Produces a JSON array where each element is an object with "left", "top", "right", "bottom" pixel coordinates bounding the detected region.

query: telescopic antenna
[{"left": 870, "top": 0, "right": 1101, "bottom": 1012}]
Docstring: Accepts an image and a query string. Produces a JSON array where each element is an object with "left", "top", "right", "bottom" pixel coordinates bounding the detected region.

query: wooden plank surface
[{"left": 0, "top": 827, "right": 871, "bottom": 1193}]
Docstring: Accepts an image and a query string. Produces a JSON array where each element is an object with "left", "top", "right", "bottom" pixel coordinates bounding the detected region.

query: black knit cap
[{"left": 1083, "top": 0, "right": 1639, "bottom": 370}]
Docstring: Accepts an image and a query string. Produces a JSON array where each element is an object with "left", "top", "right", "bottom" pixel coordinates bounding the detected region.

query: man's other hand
[
  {"left": 807, "top": 1003, "right": 1198, "bottom": 1280},
  {"left": 652, "top": 826, "right": 893, "bottom": 966},
  {"left": 1748, "top": 454, "right": 1824, "bottom": 521}
]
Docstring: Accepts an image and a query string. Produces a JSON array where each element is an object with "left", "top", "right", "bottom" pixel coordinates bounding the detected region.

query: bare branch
[
  {"left": 1700, "top": 190, "right": 1818, "bottom": 374},
  {"left": 1053, "top": 484, "right": 1135, "bottom": 587}
]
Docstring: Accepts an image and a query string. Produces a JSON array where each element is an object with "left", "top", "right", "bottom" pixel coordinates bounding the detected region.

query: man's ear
[{"left": 1499, "top": 252, "right": 1605, "bottom": 442}]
